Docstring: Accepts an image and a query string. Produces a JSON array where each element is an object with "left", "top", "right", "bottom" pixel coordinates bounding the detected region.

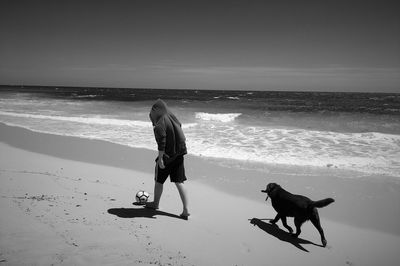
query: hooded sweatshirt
[{"left": 149, "top": 99, "right": 187, "bottom": 160}]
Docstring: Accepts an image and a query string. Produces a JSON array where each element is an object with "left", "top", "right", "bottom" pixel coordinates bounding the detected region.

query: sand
[{"left": 1, "top": 123, "right": 400, "bottom": 265}]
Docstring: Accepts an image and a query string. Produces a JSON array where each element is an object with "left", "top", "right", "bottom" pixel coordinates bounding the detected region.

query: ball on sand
[{"left": 135, "top": 190, "right": 150, "bottom": 204}]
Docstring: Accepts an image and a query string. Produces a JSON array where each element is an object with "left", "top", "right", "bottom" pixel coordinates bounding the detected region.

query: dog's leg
[
  {"left": 310, "top": 209, "right": 327, "bottom": 247},
  {"left": 270, "top": 213, "right": 280, "bottom": 224},
  {"left": 293, "top": 217, "right": 304, "bottom": 238},
  {"left": 281, "top": 216, "right": 293, "bottom": 233}
]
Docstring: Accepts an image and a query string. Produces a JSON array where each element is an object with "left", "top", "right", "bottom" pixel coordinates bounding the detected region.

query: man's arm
[{"left": 154, "top": 125, "right": 167, "bottom": 169}]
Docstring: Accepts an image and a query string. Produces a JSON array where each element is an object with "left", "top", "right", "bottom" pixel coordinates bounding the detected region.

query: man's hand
[
  {"left": 158, "top": 150, "right": 166, "bottom": 169},
  {"left": 158, "top": 157, "right": 165, "bottom": 169}
]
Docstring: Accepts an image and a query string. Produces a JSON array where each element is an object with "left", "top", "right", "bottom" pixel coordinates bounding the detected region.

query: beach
[
  {"left": 1, "top": 123, "right": 400, "bottom": 265},
  {"left": 1, "top": 0, "right": 399, "bottom": 264}
]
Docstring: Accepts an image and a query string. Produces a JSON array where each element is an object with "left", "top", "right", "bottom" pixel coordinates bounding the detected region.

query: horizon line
[{"left": 0, "top": 84, "right": 399, "bottom": 94}]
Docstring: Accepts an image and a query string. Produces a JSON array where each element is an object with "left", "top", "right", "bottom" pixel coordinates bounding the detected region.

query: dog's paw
[{"left": 322, "top": 239, "right": 327, "bottom": 247}]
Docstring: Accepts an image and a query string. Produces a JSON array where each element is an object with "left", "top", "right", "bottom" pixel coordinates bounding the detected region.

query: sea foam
[
  {"left": 0, "top": 111, "right": 152, "bottom": 127},
  {"left": 195, "top": 112, "right": 241, "bottom": 122},
  {"left": 0, "top": 111, "right": 197, "bottom": 130}
]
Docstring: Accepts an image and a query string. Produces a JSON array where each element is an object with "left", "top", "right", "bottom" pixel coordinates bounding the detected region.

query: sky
[{"left": 0, "top": 0, "right": 399, "bottom": 92}]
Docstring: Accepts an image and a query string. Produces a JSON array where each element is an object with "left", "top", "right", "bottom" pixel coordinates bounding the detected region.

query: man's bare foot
[
  {"left": 180, "top": 212, "right": 190, "bottom": 220},
  {"left": 144, "top": 202, "right": 159, "bottom": 210}
]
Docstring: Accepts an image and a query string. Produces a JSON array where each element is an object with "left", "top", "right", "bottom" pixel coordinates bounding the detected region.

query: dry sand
[{"left": 1, "top": 123, "right": 400, "bottom": 265}]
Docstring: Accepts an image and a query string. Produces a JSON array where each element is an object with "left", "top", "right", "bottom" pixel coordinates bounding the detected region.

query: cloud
[
  {"left": 174, "top": 65, "right": 400, "bottom": 78},
  {"left": 141, "top": 64, "right": 400, "bottom": 91},
  {"left": 65, "top": 64, "right": 137, "bottom": 72}
]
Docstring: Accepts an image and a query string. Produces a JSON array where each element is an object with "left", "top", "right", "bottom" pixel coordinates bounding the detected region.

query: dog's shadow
[
  {"left": 108, "top": 207, "right": 182, "bottom": 220},
  {"left": 249, "top": 218, "right": 322, "bottom": 252}
]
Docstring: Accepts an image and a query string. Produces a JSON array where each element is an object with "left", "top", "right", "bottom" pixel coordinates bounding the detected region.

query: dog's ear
[
  {"left": 267, "top": 183, "right": 274, "bottom": 192},
  {"left": 267, "top": 183, "right": 279, "bottom": 194}
]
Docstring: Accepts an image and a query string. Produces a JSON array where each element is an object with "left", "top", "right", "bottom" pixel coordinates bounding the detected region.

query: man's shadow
[
  {"left": 249, "top": 218, "right": 322, "bottom": 252},
  {"left": 108, "top": 207, "right": 183, "bottom": 220}
]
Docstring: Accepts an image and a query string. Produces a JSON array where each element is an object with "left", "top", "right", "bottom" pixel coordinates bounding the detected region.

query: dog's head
[{"left": 261, "top": 183, "right": 280, "bottom": 201}]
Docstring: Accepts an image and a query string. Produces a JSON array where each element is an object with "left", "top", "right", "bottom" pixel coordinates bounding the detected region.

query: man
[{"left": 146, "top": 99, "right": 190, "bottom": 219}]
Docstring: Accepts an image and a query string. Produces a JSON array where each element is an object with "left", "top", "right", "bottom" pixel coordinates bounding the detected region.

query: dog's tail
[{"left": 313, "top": 198, "right": 335, "bottom": 208}]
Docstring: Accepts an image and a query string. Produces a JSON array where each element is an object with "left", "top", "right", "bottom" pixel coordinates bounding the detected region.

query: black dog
[{"left": 261, "top": 183, "right": 334, "bottom": 247}]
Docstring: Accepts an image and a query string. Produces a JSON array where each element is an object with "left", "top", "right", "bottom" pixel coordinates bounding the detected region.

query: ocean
[{"left": 1, "top": 86, "right": 400, "bottom": 178}]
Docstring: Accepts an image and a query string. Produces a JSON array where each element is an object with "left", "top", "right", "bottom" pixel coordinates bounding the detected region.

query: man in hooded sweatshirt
[{"left": 146, "top": 99, "right": 190, "bottom": 219}]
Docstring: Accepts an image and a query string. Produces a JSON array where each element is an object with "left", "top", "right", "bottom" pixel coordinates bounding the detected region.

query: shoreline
[
  {"left": 1, "top": 121, "right": 398, "bottom": 182},
  {"left": 1, "top": 123, "right": 400, "bottom": 265}
]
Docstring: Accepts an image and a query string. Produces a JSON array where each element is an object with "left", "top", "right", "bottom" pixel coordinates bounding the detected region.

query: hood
[{"left": 149, "top": 99, "right": 169, "bottom": 125}]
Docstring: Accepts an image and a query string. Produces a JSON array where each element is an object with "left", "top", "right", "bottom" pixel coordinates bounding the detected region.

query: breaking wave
[{"left": 195, "top": 112, "right": 241, "bottom": 122}]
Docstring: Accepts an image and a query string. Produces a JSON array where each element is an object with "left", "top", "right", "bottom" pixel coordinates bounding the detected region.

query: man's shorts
[{"left": 155, "top": 155, "right": 187, "bottom": 184}]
